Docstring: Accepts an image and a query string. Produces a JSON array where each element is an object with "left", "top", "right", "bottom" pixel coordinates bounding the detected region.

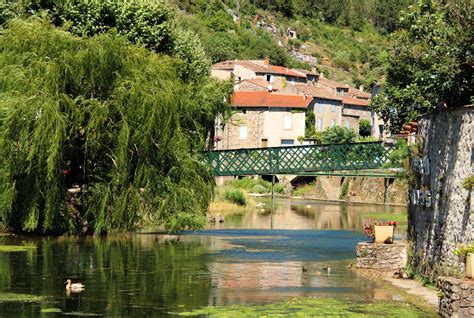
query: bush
[
  {"left": 359, "top": 119, "right": 371, "bottom": 137},
  {"left": 252, "top": 184, "right": 268, "bottom": 194},
  {"left": 321, "top": 126, "right": 356, "bottom": 144},
  {"left": 224, "top": 189, "right": 247, "bottom": 206}
]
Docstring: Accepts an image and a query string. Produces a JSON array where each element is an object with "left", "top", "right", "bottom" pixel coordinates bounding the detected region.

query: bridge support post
[{"left": 271, "top": 175, "right": 275, "bottom": 229}]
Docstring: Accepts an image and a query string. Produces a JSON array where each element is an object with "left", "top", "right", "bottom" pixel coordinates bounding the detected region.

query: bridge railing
[{"left": 206, "top": 142, "right": 393, "bottom": 176}]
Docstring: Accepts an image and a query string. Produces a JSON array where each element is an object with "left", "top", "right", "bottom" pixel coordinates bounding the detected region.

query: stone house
[
  {"left": 216, "top": 91, "right": 313, "bottom": 150},
  {"left": 211, "top": 58, "right": 385, "bottom": 146}
]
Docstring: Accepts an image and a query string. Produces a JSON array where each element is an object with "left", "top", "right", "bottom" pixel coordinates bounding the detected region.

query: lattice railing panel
[{"left": 207, "top": 142, "right": 393, "bottom": 176}]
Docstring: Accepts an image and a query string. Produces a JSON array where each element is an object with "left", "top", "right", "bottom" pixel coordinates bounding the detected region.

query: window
[
  {"left": 317, "top": 118, "right": 323, "bottom": 131},
  {"left": 239, "top": 126, "right": 248, "bottom": 139},
  {"left": 281, "top": 139, "right": 294, "bottom": 146},
  {"left": 331, "top": 119, "right": 335, "bottom": 127},
  {"left": 265, "top": 74, "right": 274, "bottom": 83},
  {"left": 345, "top": 119, "right": 350, "bottom": 129},
  {"left": 317, "top": 102, "right": 324, "bottom": 113},
  {"left": 284, "top": 115, "right": 292, "bottom": 130}
]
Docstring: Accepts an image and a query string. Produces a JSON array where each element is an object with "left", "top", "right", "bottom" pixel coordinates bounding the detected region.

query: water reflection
[
  {"left": 0, "top": 199, "right": 408, "bottom": 317},
  {"left": 209, "top": 198, "right": 406, "bottom": 231}
]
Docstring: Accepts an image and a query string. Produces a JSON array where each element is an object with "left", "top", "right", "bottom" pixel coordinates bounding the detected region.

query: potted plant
[
  {"left": 364, "top": 218, "right": 397, "bottom": 244},
  {"left": 363, "top": 218, "right": 378, "bottom": 242},
  {"left": 375, "top": 221, "right": 397, "bottom": 244},
  {"left": 454, "top": 243, "right": 474, "bottom": 279}
]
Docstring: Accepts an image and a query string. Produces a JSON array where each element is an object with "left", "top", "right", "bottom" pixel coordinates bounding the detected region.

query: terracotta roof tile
[
  {"left": 212, "top": 60, "right": 307, "bottom": 78},
  {"left": 317, "top": 77, "right": 349, "bottom": 89},
  {"left": 342, "top": 96, "right": 370, "bottom": 107},
  {"left": 232, "top": 91, "right": 312, "bottom": 108},
  {"left": 295, "top": 85, "right": 342, "bottom": 101},
  {"left": 349, "top": 87, "right": 371, "bottom": 99}
]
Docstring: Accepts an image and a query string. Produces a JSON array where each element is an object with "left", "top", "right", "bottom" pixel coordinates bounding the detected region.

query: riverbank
[{"left": 357, "top": 268, "right": 439, "bottom": 315}]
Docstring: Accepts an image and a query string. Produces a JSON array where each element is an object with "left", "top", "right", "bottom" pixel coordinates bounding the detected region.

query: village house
[
  {"left": 215, "top": 91, "right": 313, "bottom": 150},
  {"left": 211, "top": 58, "right": 384, "bottom": 149}
]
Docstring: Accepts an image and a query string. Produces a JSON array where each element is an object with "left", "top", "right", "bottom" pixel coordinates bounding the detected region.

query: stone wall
[
  {"left": 438, "top": 276, "right": 474, "bottom": 317},
  {"left": 408, "top": 106, "right": 473, "bottom": 278},
  {"left": 356, "top": 242, "right": 407, "bottom": 271},
  {"left": 221, "top": 109, "right": 265, "bottom": 149}
]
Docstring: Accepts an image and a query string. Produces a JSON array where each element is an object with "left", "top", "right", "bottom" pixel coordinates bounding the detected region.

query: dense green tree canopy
[
  {"left": 371, "top": 0, "right": 473, "bottom": 133},
  {"left": 1, "top": 0, "right": 210, "bottom": 81},
  {"left": 0, "top": 19, "right": 231, "bottom": 234}
]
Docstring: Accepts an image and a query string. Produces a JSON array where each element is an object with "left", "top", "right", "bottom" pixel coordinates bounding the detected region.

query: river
[{"left": 0, "top": 198, "right": 434, "bottom": 317}]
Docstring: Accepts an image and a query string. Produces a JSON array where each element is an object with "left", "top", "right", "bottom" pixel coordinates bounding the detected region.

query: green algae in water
[
  {"left": 0, "top": 292, "right": 45, "bottom": 303},
  {"left": 174, "top": 298, "right": 437, "bottom": 317},
  {"left": 0, "top": 245, "right": 37, "bottom": 252},
  {"left": 41, "top": 308, "right": 62, "bottom": 313}
]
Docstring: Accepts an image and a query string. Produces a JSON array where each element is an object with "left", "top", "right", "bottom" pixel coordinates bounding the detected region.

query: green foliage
[
  {"left": 7, "top": 0, "right": 210, "bottom": 81},
  {"left": 371, "top": 0, "right": 473, "bottom": 133},
  {"left": 252, "top": 184, "right": 268, "bottom": 194},
  {"left": 454, "top": 243, "right": 474, "bottom": 258},
  {"left": 223, "top": 188, "right": 247, "bottom": 206},
  {"left": 0, "top": 19, "right": 230, "bottom": 234},
  {"left": 358, "top": 119, "right": 371, "bottom": 137},
  {"left": 462, "top": 175, "right": 474, "bottom": 190},
  {"left": 382, "top": 139, "right": 409, "bottom": 168},
  {"left": 321, "top": 126, "right": 356, "bottom": 144},
  {"left": 339, "top": 178, "right": 350, "bottom": 199}
]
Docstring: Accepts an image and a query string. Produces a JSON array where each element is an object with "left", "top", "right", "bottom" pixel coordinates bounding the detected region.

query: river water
[{"left": 0, "top": 198, "right": 430, "bottom": 317}]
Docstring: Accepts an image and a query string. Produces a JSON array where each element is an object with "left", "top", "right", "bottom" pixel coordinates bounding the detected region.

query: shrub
[
  {"left": 252, "top": 184, "right": 268, "bottom": 194},
  {"left": 224, "top": 189, "right": 247, "bottom": 206},
  {"left": 359, "top": 119, "right": 371, "bottom": 137}
]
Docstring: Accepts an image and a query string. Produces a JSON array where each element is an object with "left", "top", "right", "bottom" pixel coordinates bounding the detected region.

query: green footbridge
[{"left": 206, "top": 141, "right": 399, "bottom": 177}]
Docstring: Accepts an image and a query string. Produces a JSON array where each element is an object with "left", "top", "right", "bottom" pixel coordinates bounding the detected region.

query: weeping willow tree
[{"left": 0, "top": 19, "right": 231, "bottom": 234}]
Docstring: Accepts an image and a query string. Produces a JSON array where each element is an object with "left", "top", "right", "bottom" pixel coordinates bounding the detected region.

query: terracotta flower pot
[
  {"left": 466, "top": 253, "right": 474, "bottom": 279},
  {"left": 374, "top": 225, "right": 394, "bottom": 244}
]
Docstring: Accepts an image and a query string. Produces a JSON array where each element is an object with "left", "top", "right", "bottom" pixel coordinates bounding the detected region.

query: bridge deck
[{"left": 207, "top": 142, "right": 394, "bottom": 177}]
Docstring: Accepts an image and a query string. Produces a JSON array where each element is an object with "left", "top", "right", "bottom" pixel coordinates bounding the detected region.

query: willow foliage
[{"left": 0, "top": 19, "right": 231, "bottom": 234}]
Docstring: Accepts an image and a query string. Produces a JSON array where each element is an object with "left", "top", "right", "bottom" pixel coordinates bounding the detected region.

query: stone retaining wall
[
  {"left": 356, "top": 242, "right": 407, "bottom": 271},
  {"left": 408, "top": 106, "right": 473, "bottom": 277},
  {"left": 438, "top": 276, "right": 474, "bottom": 317}
]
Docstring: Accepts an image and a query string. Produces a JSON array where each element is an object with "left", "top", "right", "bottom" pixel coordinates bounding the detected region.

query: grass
[
  {"left": 0, "top": 245, "right": 37, "bottom": 252},
  {"left": 41, "top": 308, "right": 62, "bottom": 313},
  {"left": 293, "top": 182, "right": 315, "bottom": 197},
  {"left": 174, "top": 297, "right": 435, "bottom": 317}
]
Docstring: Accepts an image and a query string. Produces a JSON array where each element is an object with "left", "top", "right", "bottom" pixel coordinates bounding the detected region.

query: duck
[
  {"left": 323, "top": 266, "right": 331, "bottom": 274},
  {"left": 65, "top": 279, "right": 85, "bottom": 292},
  {"left": 346, "top": 263, "right": 353, "bottom": 270},
  {"left": 302, "top": 266, "right": 308, "bottom": 273}
]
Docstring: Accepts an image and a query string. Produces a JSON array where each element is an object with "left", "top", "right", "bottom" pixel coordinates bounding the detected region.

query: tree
[
  {"left": 321, "top": 126, "right": 356, "bottom": 144},
  {"left": 358, "top": 119, "right": 371, "bottom": 137},
  {"left": 0, "top": 19, "right": 231, "bottom": 234},
  {"left": 371, "top": 0, "right": 473, "bottom": 133}
]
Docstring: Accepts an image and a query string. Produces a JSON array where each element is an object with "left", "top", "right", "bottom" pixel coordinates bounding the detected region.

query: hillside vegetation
[{"left": 173, "top": 0, "right": 414, "bottom": 87}]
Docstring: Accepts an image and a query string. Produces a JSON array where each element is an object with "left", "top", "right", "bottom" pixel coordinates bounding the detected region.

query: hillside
[{"left": 172, "top": 0, "right": 412, "bottom": 87}]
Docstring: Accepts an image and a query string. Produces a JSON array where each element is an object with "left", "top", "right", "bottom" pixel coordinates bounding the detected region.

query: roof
[
  {"left": 318, "top": 77, "right": 349, "bottom": 89},
  {"left": 291, "top": 68, "right": 319, "bottom": 76},
  {"left": 212, "top": 60, "right": 306, "bottom": 78},
  {"left": 295, "top": 85, "right": 342, "bottom": 101},
  {"left": 349, "top": 87, "right": 371, "bottom": 99},
  {"left": 342, "top": 96, "right": 370, "bottom": 107},
  {"left": 232, "top": 91, "right": 313, "bottom": 108},
  {"left": 239, "top": 79, "right": 276, "bottom": 90}
]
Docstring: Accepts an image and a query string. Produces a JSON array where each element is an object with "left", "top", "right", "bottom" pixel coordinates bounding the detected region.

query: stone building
[{"left": 216, "top": 91, "right": 313, "bottom": 150}]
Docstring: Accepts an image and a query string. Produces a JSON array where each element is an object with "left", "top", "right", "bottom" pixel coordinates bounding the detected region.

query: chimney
[
  {"left": 311, "top": 66, "right": 317, "bottom": 73},
  {"left": 320, "top": 72, "right": 324, "bottom": 78},
  {"left": 359, "top": 85, "right": 364, "bottom": 92},
  {"left": 303, "top": 94, "right": 307, "bottom": 101},
  {"left": 263, "top": 56, "right": 270, "bottom": 66}
]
